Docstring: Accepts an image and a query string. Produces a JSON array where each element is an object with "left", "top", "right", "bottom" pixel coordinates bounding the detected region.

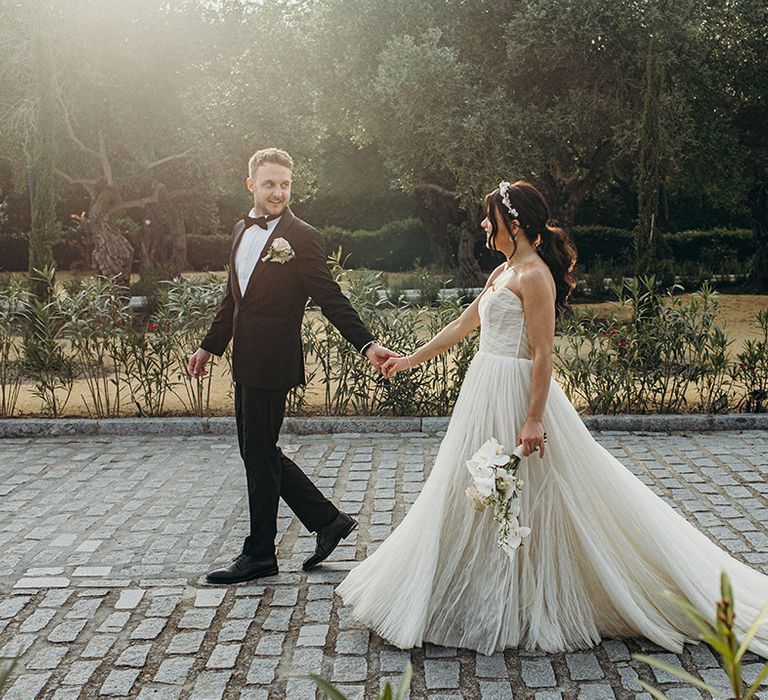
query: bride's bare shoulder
[
  {"left": 485, "top": 263, "right": 507, "bottom": 288},
  {"left": 518, "top": 264, "right": 556, "bottom": 300}
]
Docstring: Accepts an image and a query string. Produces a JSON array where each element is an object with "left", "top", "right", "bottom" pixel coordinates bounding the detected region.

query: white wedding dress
[{"left": 336, "top": 286, "right": 768, "bottom": 656}]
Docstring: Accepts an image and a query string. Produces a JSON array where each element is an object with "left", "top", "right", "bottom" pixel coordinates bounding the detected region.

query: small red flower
[{"left": 147, "top": 322, "right": 159, "bottom": 333}]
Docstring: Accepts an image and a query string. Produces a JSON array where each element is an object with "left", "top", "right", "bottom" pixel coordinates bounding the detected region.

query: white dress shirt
[{"left": 235, "top": 209, "right": 282, "bottom": 296}]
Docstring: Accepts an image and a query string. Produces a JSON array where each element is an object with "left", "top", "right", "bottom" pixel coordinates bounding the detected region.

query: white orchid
[
  {"left": 465, "top": 437, "right": 534, "bottom": 556},
  {"left": 465, "top": 484, "right": 486, "bottom": 512}
]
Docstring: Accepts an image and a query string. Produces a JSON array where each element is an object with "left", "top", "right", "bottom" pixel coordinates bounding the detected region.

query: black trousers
[{"left": 235, "top": 383, "right": 338, "bottom": 559}]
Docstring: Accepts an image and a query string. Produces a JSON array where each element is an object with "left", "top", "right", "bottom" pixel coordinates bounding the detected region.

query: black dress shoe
[
  {"left": 205, "top": 553, "right": 278, "bottom": 584},
  {"left": 302, "top": 512, "right": 358, "bottom": 571}
]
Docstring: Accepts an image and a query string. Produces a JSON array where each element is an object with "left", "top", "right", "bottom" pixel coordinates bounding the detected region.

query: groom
[{"left": 188, "top": 147, "right": 395, "bottom": 584}]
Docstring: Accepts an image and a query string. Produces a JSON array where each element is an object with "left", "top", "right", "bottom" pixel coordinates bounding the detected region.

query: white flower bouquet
[{"left": 465, "top": 438, "right": 531, "bottom": 556}]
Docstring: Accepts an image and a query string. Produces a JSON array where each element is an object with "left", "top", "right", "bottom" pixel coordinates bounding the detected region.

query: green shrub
[
  {"left": 571, "top": 226, "right": 635, "bottom": 271},
  {"left": 320, "top": 218, "right": 433, "bottom": 271},
  {"left": 0, "top": 231, "right": 29, "bottom": 271},
  {"left": 555, "top": 278, "right": 734, "bottom": 414},
  {"left": 187, "top": 234, "right": 231, "bottom": 271},
  {"left": 571, "top": 226, "right": 753, "bottom": 274}
]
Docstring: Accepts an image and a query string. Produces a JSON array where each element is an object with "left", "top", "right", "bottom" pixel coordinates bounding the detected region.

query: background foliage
[{"left": 0, "top": 0, "right": 766, "bottom": 285}]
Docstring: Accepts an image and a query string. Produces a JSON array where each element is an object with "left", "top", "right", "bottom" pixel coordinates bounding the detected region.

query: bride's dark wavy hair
[{"left": 483, "top": 180, "right": 577, "bottom": 316}]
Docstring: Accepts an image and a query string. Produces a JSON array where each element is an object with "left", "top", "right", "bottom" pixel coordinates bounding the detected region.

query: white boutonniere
[{"left": 262, "top": 237, "right": 295, "bottom": 264}]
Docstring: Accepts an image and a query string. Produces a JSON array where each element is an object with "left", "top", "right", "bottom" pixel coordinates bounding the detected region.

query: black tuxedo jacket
[{"left": 200, "top": 208, "right": 375, "bottom": 390}]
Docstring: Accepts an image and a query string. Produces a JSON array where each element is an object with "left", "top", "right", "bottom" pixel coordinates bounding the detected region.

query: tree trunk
[
  {"left": 458, "top": 203, "right": 483, "bottom": 284},
  {"left": 89, "top": 188, "right": 133, "bottom": 286},
  {"left": 635, "top": 31, "right": 670, "bottom": 277},
  {"left": 137, "top": 214, "right": 165, "bottom": 272},
  {"left": 749, "top": 183, "right": 768, "bottom": 293},
  {"left": 414, "top": 186, "right": 459, "bottom": 266},
  {"left": 169, "top": 212, "right": 187, "bottom": 272},
  {"left": 91, "top": 220, "right": 134, "bottom": 286},
  {"left": 28, "top": 29, "right": 57, "bottom": 301}
]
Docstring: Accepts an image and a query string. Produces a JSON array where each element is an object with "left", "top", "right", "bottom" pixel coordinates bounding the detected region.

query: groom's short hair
[{"left": 249, "top": 148, "right": 293, "bottom": 179}]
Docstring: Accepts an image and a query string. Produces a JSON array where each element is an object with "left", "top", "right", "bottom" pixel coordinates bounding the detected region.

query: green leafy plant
[
  {"left": 0, "top": 658, "right": 18, "bottom": 695},
  {"left": 0, "top": 277, "right": 30, "bottom": 417},
  {"left": 311, "top": 661, "right": 412, "bottom": 700},
  {"left": 734, "top": 309, "right": 768, "bottom": 413},
  {"left": 60, "top": 275, "right": 132, "bottom": 417},
  {"left": 23, "top": 269, "right": 74, "bottom": 417},
  {"left": 633, "top": 572, "right": 768, "bottom": 699},
  {"left": 555, "top": 277, "right": 734, "bottom": 414},
  {"left": 163, "top": 274, "right": 227, "bottom": 416}
]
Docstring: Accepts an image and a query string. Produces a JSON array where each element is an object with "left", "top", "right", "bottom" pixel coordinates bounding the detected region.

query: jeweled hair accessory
[{"left": 498, "top": 181, "right": 519, "bottom": 219}]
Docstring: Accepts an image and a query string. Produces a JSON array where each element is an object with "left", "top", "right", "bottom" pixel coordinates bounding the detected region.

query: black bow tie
[{"left": 244, "top": 213, "right": 279, "bottom": 230}]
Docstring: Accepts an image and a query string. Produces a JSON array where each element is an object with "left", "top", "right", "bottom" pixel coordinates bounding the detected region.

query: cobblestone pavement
[{"left": 0, "top": 431, "right": 767, "bottom": 700}]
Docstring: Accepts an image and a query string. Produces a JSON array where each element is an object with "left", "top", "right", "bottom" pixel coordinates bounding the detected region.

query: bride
[{"left": 335, "top": 180, "right": 768, "bottom": 657}]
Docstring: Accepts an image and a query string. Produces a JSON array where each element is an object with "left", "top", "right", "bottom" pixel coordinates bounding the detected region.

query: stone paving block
[
  {"left": 664, "top": 689, "right": 704, "bottom": 699},
  {"left": 424, "top": 659, "right": 460, "bottom": 690},
  {"left": 115, "top": 643, "right": 152, "bottom": 667},
  {"left": 115, "top": 589, "right": 145, "bottom": 610},
  {"left": 135, "top": 688, "right": 182, "bottom": 699},
  {"left": 521, "top": 659, "right": 557, "bottom": 688},
  {"left": 4, "top": 672, "right": 51, "bottom": 700},
  {"left": 81, "top": 634, "right": 117, "bottom": 658},
  {"left": 188, "top": 670, "right": 231, "bottom": 700},
  {"left": 228, "top": 598, "right": 259, "bottom": 618},
  {"left": 292, "top": 647, "right": 324, "bottom": 673},
  {"left": 218, "top": 618, "right": 252, "bottom": 642},
  {"left": 194, "top": 588, "right": 227, "bottom": 608},
  {"left": 476, "top": 652, "right": 507, "bottom": 678},
  {"left": 245, "top": 657, "right": 280, "bottom": 684},
  {"left": 577, "top": 685, "right": 616, "bottom": 699},
  {"left": 62, "top": 660, "right": 101, "bottom": 685},
  {"left": 254, "top": 633, "right": 284, "bottom": 656},
  {"left": 335, "top": 629, "right": 370, "bottom": 654},
  {"left": 26, "top": 644, "right": 69, "bottom": 669},
  {"left": 284, "top": 677, "right": 318, "bottom": 700},
  {"left": 566, "top": 652, "right": 604, "bottom": 680},
  {"left": 331, "top": 656, "right": 370, "bottom": 685},
  {"left": 66, "top": 598, "right": 102, "bottom": 619},
  {"left": 479, "top": 680, "right": 514, "bottom": 700},
  {"left": 206, "top": 643, "right": 241, "bottom": 669},
  {"left": 178, "top": 608, "right": 216, "bottom": 630},
  {"left": 154, "top": 657, "right": 195, "bottom": 684},
  {"left": 0, "top": 597, "right": 30, "bottom": 619},
  {"left": 20, "top": 607, "right": 57, "bottom": 633},
  {"left": 100, "top": 668, "right": 140, "bottom": 696},
  {"left": 48, "top": 619, "right": 87, "bottom": 643},
  {"left": 617, "top": 664, "right": 642, "bottom": 692},
  {"left": 130, "top": 617, "right": 167, "bottom": 640},
  {"left": 98, "top": 612, "right": 131, "bottom": 633},
  {"left": 166, "top": 630, "right": 206, "bottom": 654}
]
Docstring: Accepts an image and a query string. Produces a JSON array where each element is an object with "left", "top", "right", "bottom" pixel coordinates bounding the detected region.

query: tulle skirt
[{"left": 336, "top": 351, "right": 768, "bottom": 656}]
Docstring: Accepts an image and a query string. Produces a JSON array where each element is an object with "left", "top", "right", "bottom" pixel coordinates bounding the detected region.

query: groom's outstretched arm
[
  {"left": 199, "top": 274, "right": 235, "bottom": 357},
  {"left": 297, "top": 228, "right": 376, "bottom": 353}
]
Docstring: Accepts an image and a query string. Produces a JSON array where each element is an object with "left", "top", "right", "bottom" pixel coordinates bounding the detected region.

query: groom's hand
[
  {"left": 364, "top": 342, "right": 399, "bottom": 372},
  {"left": 188, "top": 348, "right": 212, "bottom": 377}
]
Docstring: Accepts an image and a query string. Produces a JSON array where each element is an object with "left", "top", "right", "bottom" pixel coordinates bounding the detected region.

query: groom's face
[{"left": 247, "top": 162, "right": 292, "bottom": 217}]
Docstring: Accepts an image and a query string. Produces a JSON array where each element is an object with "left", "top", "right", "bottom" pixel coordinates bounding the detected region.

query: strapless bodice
[{"left": 477, "top": 287, "right": 532, "bottom": 359}]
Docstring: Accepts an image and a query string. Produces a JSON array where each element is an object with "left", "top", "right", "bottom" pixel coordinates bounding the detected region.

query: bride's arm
[
  {"left": 382, "top": 265, "right": 505, "bottom": 378},
  {"left": 517, "top": 268, "right": 556, "bottom": 457}
]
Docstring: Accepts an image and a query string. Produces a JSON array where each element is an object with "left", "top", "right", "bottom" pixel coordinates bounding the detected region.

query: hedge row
[
  {"left": 571, "top": 226, "right": 753, "bottom": 270},
  {"left": 0, "top": 223, "right": 754, "bottom": 273}
]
